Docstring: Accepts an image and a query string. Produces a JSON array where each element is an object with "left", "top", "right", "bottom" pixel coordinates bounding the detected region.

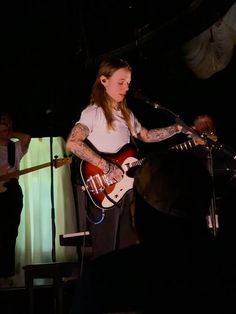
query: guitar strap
[
  {"left": 8, "top": 140, "right": 15, "bottom": 167},
  {"left": 130, "top": 134, "right": 139, "bottom": 156},
  {"left": 85, "top": 138, "right": 100, "bottom": 153}
]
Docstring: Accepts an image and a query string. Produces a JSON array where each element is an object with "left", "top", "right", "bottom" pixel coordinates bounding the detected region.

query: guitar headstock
[
  {"left": 206, "top": 132, "right": 218, "bottom": 142},
  {"left": 194, "top": 133, "right": 218, "bottom": 147},
  {"left": 53, "top": 157, "right": 72, "bottom": 168}
]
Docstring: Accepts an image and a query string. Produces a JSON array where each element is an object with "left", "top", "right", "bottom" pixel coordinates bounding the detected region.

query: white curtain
[
  {"left": 14, "top": 137, "right": 78, "bottom": 287},
  {"left": 183, "top": 2, "right": 236, "bottom": 78}
]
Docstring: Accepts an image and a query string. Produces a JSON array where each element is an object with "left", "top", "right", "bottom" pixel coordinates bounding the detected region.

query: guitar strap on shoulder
[
  {"left": 8, "top": 140, "right": 15, "bottom": 167},
  {"left": 130, "top": 134, "right": 139, "bottom": 156},
  {"left": 85, "top": 138, "right": 100, "bottom": 154}
]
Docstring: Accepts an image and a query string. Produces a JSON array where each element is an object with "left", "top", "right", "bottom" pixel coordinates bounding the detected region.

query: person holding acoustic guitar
[
  {"left": 66, "top": 57, "right": 187, "bottom": 259},
  {"left": 0, "top": 111, "right": 31, "bottom": 288}
]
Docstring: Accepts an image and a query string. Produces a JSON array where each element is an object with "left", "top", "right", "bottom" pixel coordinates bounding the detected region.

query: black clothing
[
  {"left": 189, "top": 144, "right": 236, "bottom": 210},
  {"left": 0, "top": 179, "right": 23, "bottom": 277},
  {"left": 70, "top": 196, "right": 218, "bottom": 314},
  {"left": 70, "top": 239, "right": 219, "bottom": 314}
]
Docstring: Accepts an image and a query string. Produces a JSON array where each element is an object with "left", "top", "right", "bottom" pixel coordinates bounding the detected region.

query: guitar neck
[
  {"left": 131, "top": 158, "right": 144, "bottom": 168},
  {"left": 18, "top": 162, "right": 52, "bottom": 176},
  {"left": 171, "top": 133, "right": 217, "bottom": 151},
  {"left": 0, "top": 162, "right": 52, "bottom": 181},
  {"left": 171, "top": 139, "right": 197, "bottom": 151}
]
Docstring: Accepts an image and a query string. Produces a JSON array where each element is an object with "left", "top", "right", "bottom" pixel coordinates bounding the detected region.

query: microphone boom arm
[{"left": 133, "top": 91, "right": 236, "bottom": 159}]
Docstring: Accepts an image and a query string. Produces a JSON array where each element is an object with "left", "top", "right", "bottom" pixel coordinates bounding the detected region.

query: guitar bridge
[{"left": 86, "top": 174, "right": 105, "bottom": 194}]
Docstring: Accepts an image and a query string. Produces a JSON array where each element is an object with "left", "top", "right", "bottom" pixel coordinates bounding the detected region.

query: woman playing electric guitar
[{"left": 66, "top": 57, "right": 188, "bottom": 259}]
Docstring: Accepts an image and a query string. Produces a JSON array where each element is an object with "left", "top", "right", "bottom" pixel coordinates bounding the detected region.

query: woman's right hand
[{"left": 105, "top": 162, "right": 124, "bottom": 184}]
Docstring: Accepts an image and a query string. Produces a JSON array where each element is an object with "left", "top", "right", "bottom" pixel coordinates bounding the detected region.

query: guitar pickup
[{"left": 86, "top": 174, "right": 105, "bottom": 194}]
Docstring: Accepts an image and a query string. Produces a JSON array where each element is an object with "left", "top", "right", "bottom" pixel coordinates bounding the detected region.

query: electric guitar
[
  {"left": 0, "top": 157, "right": 72, "bottom": 193},
  {"left": 171, "top": 133, "right": 218, "bottom": 150},
  {"left": 80, "top": 144, "right": 144, "bottom": 210}
]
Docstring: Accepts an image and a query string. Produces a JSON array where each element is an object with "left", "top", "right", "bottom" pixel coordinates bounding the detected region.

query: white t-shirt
[
  {"left": 77, "top": 105, "right": 142, "bottom": 153},
  {"left": 0, "top": 140, "right": 23, "bottom": 175}
]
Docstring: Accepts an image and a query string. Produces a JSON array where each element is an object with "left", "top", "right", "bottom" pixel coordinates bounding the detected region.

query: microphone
[
  {"left": 46, "top": 108, "right": 54, "bottom": 116},
  {"left": 132, "top": 90, "right": 162, "bottom": 109},
  {"left": 45, "top": 108, "right": 55, "bottom": 128}
]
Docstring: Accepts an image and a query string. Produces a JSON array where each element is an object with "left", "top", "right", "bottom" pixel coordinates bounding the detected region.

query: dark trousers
[
  {"left": 87, "top": 190, "right": 138, "bottom": 259},
  {"left": 0, "top": 179, "right": 23, "bottom": 277}
]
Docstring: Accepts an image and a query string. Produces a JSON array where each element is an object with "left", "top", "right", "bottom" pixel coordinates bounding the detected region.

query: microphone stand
[
  {"left": 143, "top": 100, "right": 220, "bottom": 234},
  {"left": 134, "top": 91, "right": 236, "bottom": 235},
  {"left": 47, "top": 110, "right": 57, "bottom": 262},
  {"left": 162, "top": 107, "right": 218, "bottom": 235},
  {"left": 203, "top": 135, "right": 218, "bottom": 236},
  {"left": 50, "top": 133, "right": 56, "bottom": 262}
]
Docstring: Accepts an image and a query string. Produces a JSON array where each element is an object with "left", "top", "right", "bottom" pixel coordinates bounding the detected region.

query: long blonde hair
[{"left": 90, "top": 57, "right": 132, "bottom": 130}]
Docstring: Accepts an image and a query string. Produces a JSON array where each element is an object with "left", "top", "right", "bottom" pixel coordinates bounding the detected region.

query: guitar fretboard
[
  {"left": 131, "top": 158, "right": 144, "bottom": 167},
  {"left": 171, "top": 139, "right": 196, "bottom": 151}
]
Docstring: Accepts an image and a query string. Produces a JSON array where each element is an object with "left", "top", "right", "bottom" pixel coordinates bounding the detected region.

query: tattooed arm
[
  {"left": 137, "top": 124, "right": 182, "bottom": 143},
  {"left": 66, "top": 123, "right": 110, "bottom": 174}
]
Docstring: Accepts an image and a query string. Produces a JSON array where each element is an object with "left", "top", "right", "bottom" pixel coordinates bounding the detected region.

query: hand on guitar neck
[{"left": 172, "top": 132, "right": 218, "bottom": 151}]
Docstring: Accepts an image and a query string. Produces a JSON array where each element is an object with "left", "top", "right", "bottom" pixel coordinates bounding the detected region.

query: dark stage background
[{"left": 2, "top": 0, "right": 236, "bottom": 155}]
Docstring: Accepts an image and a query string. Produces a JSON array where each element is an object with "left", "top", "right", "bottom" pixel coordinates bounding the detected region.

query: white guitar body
[
  {"left": 80, "top": 144, "right": 143, "bottom": 210},
  {"left": 100, "top": 156, "right": 136, "bottom": 209}
]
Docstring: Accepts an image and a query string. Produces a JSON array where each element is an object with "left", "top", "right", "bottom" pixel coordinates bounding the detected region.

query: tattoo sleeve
[
  {"left": 140, "top": 124, "right": 178, "bottom": 142},
  {"left": 66, "top": 123, "right": 109, "bottom": 172}
]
